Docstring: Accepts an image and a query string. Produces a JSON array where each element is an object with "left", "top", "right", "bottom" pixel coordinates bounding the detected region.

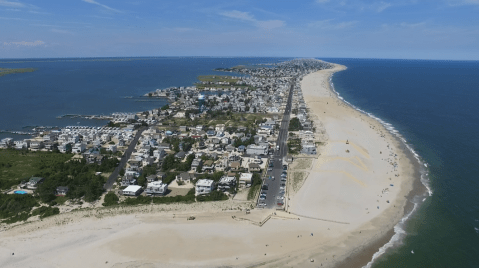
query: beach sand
[{"left": 0, "top": 63, "right": 418, "bottom": 268}]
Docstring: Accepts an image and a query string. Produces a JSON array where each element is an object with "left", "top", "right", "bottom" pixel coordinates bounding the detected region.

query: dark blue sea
[
  {"left": 1, "top": 57, "right": 479, "bottom": 266},
  {"left": 326, "top": 58, "right": 479, "bottom": 267}
]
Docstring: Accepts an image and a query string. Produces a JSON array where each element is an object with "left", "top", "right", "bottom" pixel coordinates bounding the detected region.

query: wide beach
[{"left": 0, "top": 62, "right": 419, "bottom": 268}]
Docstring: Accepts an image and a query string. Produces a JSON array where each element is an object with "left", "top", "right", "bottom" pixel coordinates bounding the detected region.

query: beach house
[
  {"left": 145, "top": 181, "right": 168, "bottom": 196},
  {"left": 195, "top": 179, "right": 215, "bottom": 196},
  {"left": 122, "top": 185, "right": 142, "bottom": 196}
]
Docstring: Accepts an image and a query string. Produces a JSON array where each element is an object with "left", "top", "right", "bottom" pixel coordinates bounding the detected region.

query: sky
[{"left": 1, "top": 0, "right": 479, "bottom": 60}]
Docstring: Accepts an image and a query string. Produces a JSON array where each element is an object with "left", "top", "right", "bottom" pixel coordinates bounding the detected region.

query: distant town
[{"left": 0, "top": 59, "right": 332, "bottom": 224}]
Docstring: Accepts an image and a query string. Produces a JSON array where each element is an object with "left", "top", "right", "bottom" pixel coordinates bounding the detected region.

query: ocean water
[
  {"left": 1, "top": 57, "right": 479, "bottom": 266},
  {"left": 0, "top": 57, "right": 288, "bottom": 140},
  {"left": 326, "top": 58, "right": 479, "bottom": 267}
]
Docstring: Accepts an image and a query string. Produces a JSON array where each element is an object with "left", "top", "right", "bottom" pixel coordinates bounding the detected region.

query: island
[{"left": 0, "top": 67, "right": 36, "bottom": 77}]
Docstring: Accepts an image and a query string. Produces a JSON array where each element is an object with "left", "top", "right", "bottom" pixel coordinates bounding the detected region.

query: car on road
[
  {"left": 281, "top": 174, "right": 287, "bottom": 178},
  {"left": 283, "top": 165, "right": 288, "bottom": 170},
  {"left": 277, "top": 202, "right": 284, "bottom": 206},
  {"left": 268, "top": 167, "right": 273, "bottom": 172},
  {"left": 280, "top": 186, "right": 285, "bottom": 191},
  {"left": 271, "top": 176, "right": 275, "bottom": 180},
  {"left": 262, "top": 184, "right": 269, "bottom": 190}
]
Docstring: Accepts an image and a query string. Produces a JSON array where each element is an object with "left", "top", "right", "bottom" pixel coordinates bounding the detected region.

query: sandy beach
[{"left": 0, "top": 62, "right": 418, "bottom": 268}]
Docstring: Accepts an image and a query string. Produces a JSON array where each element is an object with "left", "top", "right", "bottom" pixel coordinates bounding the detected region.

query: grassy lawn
[
  {"left": 0, "top": 67, "right": 36, "bottom": 77},
  {"left": 0, "top": 149, "right": 72, "bottom": 190}
]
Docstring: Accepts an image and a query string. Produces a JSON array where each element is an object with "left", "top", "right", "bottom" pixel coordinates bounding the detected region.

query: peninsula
[{"left": 0, "top": 59, "right": 418, "bottom": 268}]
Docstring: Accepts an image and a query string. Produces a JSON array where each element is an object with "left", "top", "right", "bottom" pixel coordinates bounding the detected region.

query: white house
[
  {"left": 246, "top": 145, "right": 268, "bottom": 156},
  {"left": 107, "top": 144, "right": 117, "bottom": 153},
  {"left": 239, "top": 173, "right": 253, "bottom": 187},
  {"left": 195, "top": 179, "right": 215, "bottom": 196},
  {"left": 122, "top": 185, "right": 142, "bottom": 196},
  {"left": 145, "top": 181, "right": 168, "bottom": 196},
  {"left": 72, "top": 143, "right": 86, "bottom": 154}
]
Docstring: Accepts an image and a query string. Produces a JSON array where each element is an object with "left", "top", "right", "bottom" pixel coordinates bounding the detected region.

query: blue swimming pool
[{"left": 14, "top": 190, "right": 28, "bottom": 194}]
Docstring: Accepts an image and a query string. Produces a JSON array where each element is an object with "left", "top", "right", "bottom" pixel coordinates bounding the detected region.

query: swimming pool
[{"left": 13, "top": 190, "right": 28, "bottom": 194}]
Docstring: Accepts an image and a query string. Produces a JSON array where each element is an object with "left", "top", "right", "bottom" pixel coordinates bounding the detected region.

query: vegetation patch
[
  {"left": 287, "top": 138, "right": 302, "bottom": 155},
  {"left": 0, "top": 67, "right": 36, "bottom": 77}
]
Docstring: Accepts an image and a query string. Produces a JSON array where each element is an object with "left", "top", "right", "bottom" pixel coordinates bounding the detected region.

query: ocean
[
  {"left": 326, "top": 58, "right": 479, "bottom": 267},
  {"left": 1, "top": 57, "right": 478, "bottom": 266}
]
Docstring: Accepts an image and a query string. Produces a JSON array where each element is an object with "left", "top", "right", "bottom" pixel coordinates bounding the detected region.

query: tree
[{"left": 102, "top": 192, "right": 119, "bottom": 206}]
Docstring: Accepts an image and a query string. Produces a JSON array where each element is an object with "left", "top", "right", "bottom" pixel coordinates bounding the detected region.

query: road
[
  {"left": 260, "top": 77, "right": 296, "bottom": 209},
  {"left": 104, "top": 126, "right": 146, "bottom": 190}
]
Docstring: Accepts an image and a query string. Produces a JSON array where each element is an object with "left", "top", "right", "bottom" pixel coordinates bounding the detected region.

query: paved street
[
  {"left": 104, "top": 126, "right": 146, "bottom": 190},
  {"left": 260, "top": 78, "right": 296, "bottom": 209}
]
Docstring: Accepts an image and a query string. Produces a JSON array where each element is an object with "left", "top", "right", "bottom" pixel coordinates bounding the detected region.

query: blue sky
[{"left": 1, "top": 0, "right": 478, "bottom": 59}]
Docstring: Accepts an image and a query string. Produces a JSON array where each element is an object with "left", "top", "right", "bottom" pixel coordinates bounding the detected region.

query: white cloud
[
  {"left": 315, "top": 0, "right": 330, "bottom": 3},
  {"left": 220, "top": 10, "right": 255, "bottom": 22},
  {"left": 447, "top": 0, "right": 479, "bottom": 5},
  {"left": 3, "top": 40, "right": 45, "bottom": 46},
  {"left": 375, "top": 1, "right": 392, "bottom": 12},
  {"left": 82, "top": 0, "right": 122, "bottom": 13},
  {"left": 219, "top": 10, "right": 285, "bottom": 30},
  {"left": 0, "top": 0, "right": 24, "bottom": 8},
  {"left": 308, "top": 19, "right": 358, "bottom": 29},
  {"left": 399, "top": 21, "right": 427, "bottom": 28},
  {"left": 51, "top": 29, "right": 74, "bottom": 35},
  {"left": 0, "top": 0, "right": 38, "bottom": 10}
]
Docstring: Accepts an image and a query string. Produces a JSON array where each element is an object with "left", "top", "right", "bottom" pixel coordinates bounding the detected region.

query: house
[
  {"left": 107, "top": 144, "right": 117, "bottom": 153},
  {"left": 56, "top": 186, "right": 69, "bottom": 196},
  {"left": 237, "top": 145, "right": 246, "bottom": 153},
  {"left": 230, "top": 161, "right": 241, "bottom": 171},
  {"left": 72, "top": 143, "right": 86, "bottom": 154},
  {"left": 146, "top": 175, "right": 157, "bottom": 182},
  {"left": 122, "top": 185, "right": 142, "bottom": 196},
  {"left": 179, "top": 126, "right": 188, "bottom": 132},
  {"left": 156, "top": 172, "right": 166, "bottom": 180},
  {"left": 248, "top": 163, "right": 261, "bottom": 172},
  {"left": 175, "top": 151, "right": 186, "bottom": 159},
  {"left": 176, "top": 172, "right": 195, "bottom": 183},
  {"left": 191, "top": 158, "right": 203, "bottom": 169},
  {"left": 157, "top": 143, "right": 170, "bottom": 151},
  {"left": 246, "top": 144, "right": 268, "bottom": 156},
  {"left": 27, "top": 177, "right": 44, "bottom": 190},
  {"left": 301, "top": 143, "right": 317, "bottom": 155},
  {"left": 145, "top": 181, "right": 168, "bottom": 196},
  {"left": 215, "top": 124, "right": 225, "bottom": 132},
  {"left": 206, "top": 130, "right": 216, "bottom": 136},
  {"left": 153, "top": 149, "right": 166, "bottom": 160},
  {"left": 217, "top": 175, "right": 236, "bottom": 192},
  {"left": 30, "top": 140, "right": 44, "bottom": 150},
  {"left": 121, "top": 176, "right": 137, "bottom": 186},
  {"left": 203, "top": 160, "right": 215, "bottom": 172},
  {"left": 195, "top": 179, "right": 215, "bottom": 196},
  {"left": 239, "top": 173, "right": 253, "bottom": 187}
]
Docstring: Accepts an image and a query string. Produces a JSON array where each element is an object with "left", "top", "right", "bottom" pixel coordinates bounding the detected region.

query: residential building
[
  {"left": 122, "top": 185, "right": 142, "bottom": 196},
  {"left": 239, "top": 173, "right": 253, "bottom": 187},
  {"left": 145, "top": 181, "right": 168, "bottom": 196},
  {"left": 195, "top": 179, "right": 215, "bottom": 196},
  {"left": 56, "top": 186, "right": 69, "bottom": 196}
]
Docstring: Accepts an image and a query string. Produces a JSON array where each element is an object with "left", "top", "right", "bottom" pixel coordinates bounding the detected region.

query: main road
[
  {"left": 104, "top": 126, "right": 146, "bottom": 190},
  {"left": 261, "top": 77, "right": 296, "bottom": 209}
]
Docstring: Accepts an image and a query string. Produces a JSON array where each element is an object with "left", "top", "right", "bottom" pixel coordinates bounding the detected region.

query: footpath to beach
[{"left": 0, "top": 62, "right": 417, "bottom": 268}]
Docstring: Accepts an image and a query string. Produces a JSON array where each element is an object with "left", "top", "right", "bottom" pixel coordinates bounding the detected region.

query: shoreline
[
  {"left": 0, "top": 60, "right": 430, "bottom": 268},
  {"left": 299, "top": 62, "right": 428, "bottom": 268}
]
